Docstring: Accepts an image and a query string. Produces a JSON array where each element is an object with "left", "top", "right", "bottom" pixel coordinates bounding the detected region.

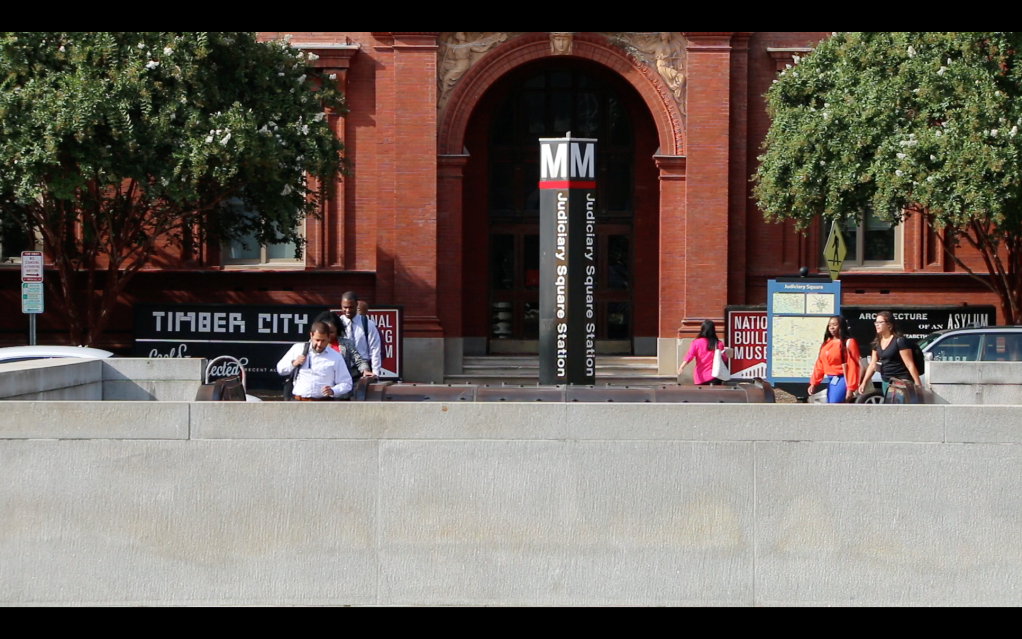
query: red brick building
[{"left": 0, "top": 32, "right": 999, "bottom": 381}]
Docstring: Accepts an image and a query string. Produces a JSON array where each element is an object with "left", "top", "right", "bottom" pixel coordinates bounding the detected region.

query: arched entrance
[{"left": 460, "top": 58, "right": 661, "bottom": 355}]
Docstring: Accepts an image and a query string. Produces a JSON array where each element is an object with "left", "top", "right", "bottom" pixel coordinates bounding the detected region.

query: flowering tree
[
  {"left": 754, "top": 32, "right": 1022, "bottom": 323},
  {"left": 0, "top": 32, "right": 344, "bottom": 345}
]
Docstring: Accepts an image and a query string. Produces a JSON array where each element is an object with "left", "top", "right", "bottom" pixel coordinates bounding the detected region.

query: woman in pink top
[{"left": 677, "top": 320, "right": 729, "bottom": 386}]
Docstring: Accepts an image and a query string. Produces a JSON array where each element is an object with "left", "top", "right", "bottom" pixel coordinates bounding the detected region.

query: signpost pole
[
  {"left": 21, "top": 251, "right": 44, "bottom": 346},
  {"left": 538, "top": 134, "right": 598, "bottom": 386}
]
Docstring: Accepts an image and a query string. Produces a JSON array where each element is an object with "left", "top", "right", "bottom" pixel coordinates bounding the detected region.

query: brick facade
[{"left": 0, "top": 31, "right": 1004, "bottom": 361}]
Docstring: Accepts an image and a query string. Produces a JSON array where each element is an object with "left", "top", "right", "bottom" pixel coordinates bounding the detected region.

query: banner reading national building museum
[{"left": 539, "top": 135, "right": 597, "bottom": 386}]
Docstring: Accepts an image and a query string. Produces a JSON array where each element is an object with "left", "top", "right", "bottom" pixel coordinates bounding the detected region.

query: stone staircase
[{"left": 445, "top": 356, "right": 676, "bottom": 387}]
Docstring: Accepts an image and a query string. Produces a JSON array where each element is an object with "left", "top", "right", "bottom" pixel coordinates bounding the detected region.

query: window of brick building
[
  {"left": 222, "top": 207, "right": 305, "bottom": 268},
  {"left": 821, "top": 212, "right": 902, "bottom": 269},
  {"left": 0, "top": 216, "right": 39, "bottom": 265}
]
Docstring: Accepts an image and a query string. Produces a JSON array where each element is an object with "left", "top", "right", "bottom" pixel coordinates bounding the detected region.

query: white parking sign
[{"left": 21, "top": 251, "right": 44, "bottom": 283}]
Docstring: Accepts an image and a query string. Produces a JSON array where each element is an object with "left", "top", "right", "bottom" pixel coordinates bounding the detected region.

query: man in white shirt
[
  {"left": 339, "top": 292, "right": 383, "bottom": 377},
  {"left": 276, "top": 322, "right": 352, "bottom": 401}
]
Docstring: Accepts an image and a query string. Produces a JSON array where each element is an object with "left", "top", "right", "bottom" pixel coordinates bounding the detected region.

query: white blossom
[
  {"left": 297, "top": 74, "right": 307, "bottom": 84},
  {"left": 205, "top": 135, "right": 214, "bottom": 144},
  {"left": 58, "top": 45, "right": 65, "bottom": 52},
  {"left": 936, "top": 131, "right": 943, "bottom": 137},
  {"left": 1011, "top": 126, "right": 1019, "bottom": 138},
  {"left": 907, "top": 46, "right": 916, "bottom": 58},
  {"left": 897, "top": 153, "right": 907, "bottom": 160},
  {"left": 146, "top": 60, "right": 160, "bottom": 70},
  {"left": 991, "top": 129, "right": 999, "bottom": 137},
  {"left": 306, "top": 52, "right": 319, "bottom": 62},
  {"left": 328, "top": 74, "right": 337, "bottom": 81},
  {"left": 220, "top": 133, "right": 232, "bottom": 146},
  {"left": 137, "top": 43, "right": 146, "bottom": 49},
  {"left": 937, "top": 66, "right": 947, "bottom": 76},
  {"left": 301, "top": 125, "right": 310, "bottom": 135},
  {"left": 281, "top": 184, "right": 293, "bottom": 196},
  {"left": 896, "top": 170, "right": 904, "bottom": 177},
  {"left": 930, "top": 155, "right": 937, "bottom": 161},
  {"left": 163, "top": 47, "right": 173, "bottom": 56}
]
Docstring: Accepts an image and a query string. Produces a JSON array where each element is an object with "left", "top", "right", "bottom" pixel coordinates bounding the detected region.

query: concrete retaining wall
[
  {"left": 928, "top": 361, "right": 1022, "bottom": 405},
  {"left": 2, "top": 402, "right": 1022, "bottom": 606},
  {"left": 0, "top": 358, "right": 203, "bottom": 402}
]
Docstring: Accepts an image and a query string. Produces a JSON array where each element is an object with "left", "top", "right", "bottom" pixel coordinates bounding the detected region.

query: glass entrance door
[{"left": 487, "top": 64, "right": 635, "bottom": 355}]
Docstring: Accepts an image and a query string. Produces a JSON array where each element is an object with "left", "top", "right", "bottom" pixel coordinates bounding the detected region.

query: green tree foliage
[
  {"left": 754, "top": 32, "right": 1022, "bottom": 323},
  {"left": 0, "top": 32, "right": 345, "bottom": 345}
]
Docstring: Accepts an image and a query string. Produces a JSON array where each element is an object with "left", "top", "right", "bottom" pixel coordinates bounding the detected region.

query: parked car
[
  {"left": 856, "top": 326, "right": 1022, "bottom": 403},
  {"left": 0, "top": 345, "right": 114, "bottom": 366}
]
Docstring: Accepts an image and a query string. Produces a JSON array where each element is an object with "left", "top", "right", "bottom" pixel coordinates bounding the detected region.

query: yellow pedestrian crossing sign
[{"left": 824, "top": 222, "right": 848, "bottom": 281}]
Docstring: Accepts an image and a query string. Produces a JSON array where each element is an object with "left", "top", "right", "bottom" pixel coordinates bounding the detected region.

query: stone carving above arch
[
  {"left": 437, "top": 32, "right": 688, "bottom": 117},
  {"left": 438, "top": 32, "right": 522, "bottom": 111},
  {"left": 598, "top": 32, "right": 687, "bottom": 115},
  {"left": 438, "top": 32, "right": 686, "bottom": 157},
  {"left": 550, "top": 32, "right": 574, "bottom": 56}
]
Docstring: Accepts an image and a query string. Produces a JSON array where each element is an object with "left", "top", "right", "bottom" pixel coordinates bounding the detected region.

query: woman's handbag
[{"left": 711, "top": 346, "right": 731, "bottom": 382}]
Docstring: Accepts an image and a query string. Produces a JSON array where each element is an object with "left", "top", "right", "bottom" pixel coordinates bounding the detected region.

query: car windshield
[{"left": 916, "top": 333, "right": 942, "bottom": 350}]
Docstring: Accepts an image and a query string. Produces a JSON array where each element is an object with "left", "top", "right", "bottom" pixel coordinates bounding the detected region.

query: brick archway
[
  {"left": 438, "top": 32, "right": 685, "bottom": 157},
  {"left": 436, "top": 33, "right": 681, "bottom": 368}
]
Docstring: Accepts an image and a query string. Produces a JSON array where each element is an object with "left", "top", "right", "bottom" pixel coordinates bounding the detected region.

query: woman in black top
[{"left": 858, "top": 310, "right": 922, "bottom": 396}]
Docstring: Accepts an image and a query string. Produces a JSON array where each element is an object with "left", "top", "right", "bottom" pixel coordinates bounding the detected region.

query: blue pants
[{"left": 826, "top": 375, "right": 847, "bottom": 403}]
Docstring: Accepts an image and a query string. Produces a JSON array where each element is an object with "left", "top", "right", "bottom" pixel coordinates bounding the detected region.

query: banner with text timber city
[{"left": 539, "top": 136, "right": 597, "bottom": 386}]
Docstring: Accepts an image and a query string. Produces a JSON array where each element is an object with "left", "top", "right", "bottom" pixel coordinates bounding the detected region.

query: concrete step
[
  {"left": 457, "top": 356, "right": 664, "bottom": 383},
  {"left": 443, "top": 374, "right": 679, "bottom": 387},
  {"left": 463, "top": 356, "right": 658, "bottom": 365}
]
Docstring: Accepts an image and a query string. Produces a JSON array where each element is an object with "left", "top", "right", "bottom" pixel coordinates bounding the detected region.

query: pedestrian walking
[
  {"left": 313, "top": 310, "right": 374, "bottom": 384},
  {"left": 338, "top": 291, "right": 383, "bottom": 377},
  {"left": 276, "top": 321, "right": 352, "bottom": 401},
  {"left": 858, "top": 310, "right": 922, "bottom": 397},
  {"left": 808, "top": 315, "right": 861, "bottom": 403},
  {"left": 678, "top": 320, "right": 730, "bottom": 386}
]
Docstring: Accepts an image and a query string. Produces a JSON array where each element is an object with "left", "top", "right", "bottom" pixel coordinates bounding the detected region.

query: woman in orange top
[{"left": 808, "top": 316, "right": 861, "bottom": 403}]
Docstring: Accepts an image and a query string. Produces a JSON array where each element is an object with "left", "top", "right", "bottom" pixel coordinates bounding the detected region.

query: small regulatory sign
[
  {"left": 21, "top": 251, "right": 44, "bottom": 283},
  {"left": 22, "top": 282, "right": 44, "bottom": 314}
]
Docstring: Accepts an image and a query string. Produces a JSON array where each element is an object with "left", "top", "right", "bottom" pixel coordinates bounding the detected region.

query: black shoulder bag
[{"left": 283, "top": 342, "right": 311, "bottom": 401}]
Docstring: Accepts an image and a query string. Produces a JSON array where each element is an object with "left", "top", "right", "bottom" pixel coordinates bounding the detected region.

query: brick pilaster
[
  {"left": 390, "top": 32, "right": 443, "bottom": 337},
  {"left": 655, "top": 155, "right": 687, "bottom": 339},
  {"left": 680, "top": 32, "right": 734, "bottom": 337},
  {"left": 437, "top": 154, "right": 469, "bottom": 339},
  {"left": 301, "top": 45, "right": 359, "bottom": 270}
]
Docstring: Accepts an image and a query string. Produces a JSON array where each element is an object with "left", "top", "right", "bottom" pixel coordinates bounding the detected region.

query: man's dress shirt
[
  {"left": 340, "top": 315, "right": 383, "bottom": 375},
  {"left": 276, "top": 343, "right": 352, "bottom": 399}
]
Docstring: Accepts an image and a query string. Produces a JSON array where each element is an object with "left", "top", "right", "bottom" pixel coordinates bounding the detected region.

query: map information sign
[{"left": 766, "top": 279, "right": 841, "bottom": 384}]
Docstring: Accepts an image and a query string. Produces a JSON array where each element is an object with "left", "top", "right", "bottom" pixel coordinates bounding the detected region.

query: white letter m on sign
[
  {"left": 571, "top": 143, "right": 594, "bottom": 179},
  {"left": 541, "top": 143, "right": 568, "bottom": 179}
]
